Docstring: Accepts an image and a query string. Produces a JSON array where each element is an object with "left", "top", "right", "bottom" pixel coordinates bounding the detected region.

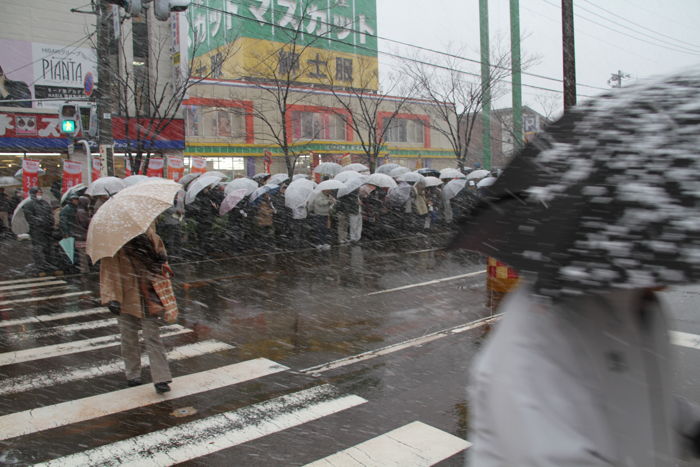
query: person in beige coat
[{"left": 100, "top": 226, "right": 173, "bottom": 393}]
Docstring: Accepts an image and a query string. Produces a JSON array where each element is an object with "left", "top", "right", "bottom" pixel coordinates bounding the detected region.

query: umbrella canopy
[
  {"left": 442, "top": 179, "right": 467, "bottom": 200},
  {"left": 452, "top": 68, "right": 700, "bottom": 298},
  {"left": 366, "top": 173, "right": 397, "bottom": 189},
  {"left": 477, "top": 176, "right": 497, "bottom": 188},
  {"left": 334, "top": 170, "right": 364, "bottom": 183},
  {"left": 267, "top": 173, "right": 290, "bottom": 186},
  {"left": 397, "top": 172, "right": 426, "bottom": 184},
  {"left": 202, "top": 171, "right": 229, "bottom": 181},
  {"left": 386, "top": 184, "right": 412, "bottom": 207},
  {"left": 178, "top": 173, "right": 201, "bottom": 188},
  {"left": 340, "top": 163, "right": 369, "bottom": 173},
  {"left": 219, "top": 188, "right": 249, "bottom": 215},
  {"left": 466, "top": 169, "right": 491, "bottom": 181},
  {"left": 292, "top": 174, "right": 309, "bottom": 181},
  {"left": 86, "top": 179, "right": 181, "bottom": 262},
  {"left": 439, "top": 168, "right": 465, "bottom": 180},
  {"left": 416, "top": 168, "right": 441, "bottom": 178},
  {"left": 250, "top": 184, "right": 279, "bottom": 203},
  {"left": 313, "top": 162, "right": 343, "bottom": 176},
  {"left": 389, "top": 167, "right": 410, "bottom": 178},
  {"left": 338, "top": 174, "right": 369, "bottom": 197},
  {"left": 60, "top": 183, "right": 87, "bottom": 205},
  {"left": 14, "top": 168, "right": 46, "bottom": 180},
  {"left": 0, "top": 176, "right": 20, "bottom": 187},
  {"left": 424, "top": 176, "right": 443, "bottom": 187},
  {"left": 316, "top": 179, "right": 345, "bottom": 191},
  {"left": 185, "top": 175, "right": 223, "bottom": 204},
  {"left": 123, "top": 175, "right": 150, "bottom": 187},
  {"left": 226, "top": 177, "right": 258, "bottom": 196},
  {"left": 285, "top": 178, "right": 317, "bottom": 209},
  {"left": 85, "top": 177, "right": 126, "bottom": 197},
  {"left": 376, "top": 163, "right": 400, "bottom": 175},
  {"left": 10, "top": 198, "right": 31, "bottom": 235},
  {"left": 253, "top": 172, "right": 271, "bottom": 180}
]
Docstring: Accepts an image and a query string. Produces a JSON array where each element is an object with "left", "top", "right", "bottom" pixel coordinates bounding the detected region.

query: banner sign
[
  {"left": 62, "top": 160, "right": 83, "bottom": 194},
  {"left": 146, "top": 157, "right": 164, "bottom": 178},
  {"left": 125, "top": 157, "right": 132, "bottom": 177},
  {"left": 22, "top": 159, "right": 41, "bottom": 198},
  {"left": 166, "top": 156, "right": 184, "bottom": 181},
  {"left": 263, "top": 150, "right": 272, "bottom": 174},
  {"left": 91, "top": 157, "right": 102, "bottom": 182},
  {"left": 191, "top": 156, "right": 207, "bottom": 174}
]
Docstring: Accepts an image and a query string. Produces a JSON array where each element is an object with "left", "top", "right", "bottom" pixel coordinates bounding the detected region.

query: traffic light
[
  {"left": 154, "top": 0, "right": 189, "bottom": 21},
  {"left": 59, "top": 104, "right": 80, "bottom": 137},
  {"left": 104, "top": 0, "right": 143, "bottom": 16}
]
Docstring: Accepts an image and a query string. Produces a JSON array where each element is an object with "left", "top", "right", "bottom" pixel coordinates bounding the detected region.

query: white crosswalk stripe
[
  {"left": 0, "top": 290, "right": 90, "bottom": 307},
  {"left": 0, "top": 307, "right": 108, "bottom": 328},
  {"left": 3, "top": 317, "right": 118, "bottom": 344},
  {"left": 0, "top": 285, "right": 69, "bottom": 298},
  {"left": 0, "top": 276, "right": 61, "bottom": 286},
  {"left": 0, "top": 279, "right": 66, "bottom": 292}
]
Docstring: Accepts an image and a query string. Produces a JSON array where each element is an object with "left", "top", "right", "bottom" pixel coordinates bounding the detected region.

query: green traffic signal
[{"left": 61, "top": 119, "right": 76, "bottom": 133}]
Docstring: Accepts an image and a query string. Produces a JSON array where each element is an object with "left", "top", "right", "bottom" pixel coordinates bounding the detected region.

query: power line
[{"left": 5, "top": 32, "right": 97, "bottom": 78}]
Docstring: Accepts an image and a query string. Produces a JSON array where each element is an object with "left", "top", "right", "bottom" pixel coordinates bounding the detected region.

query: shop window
[
  {"left": 293, "top": 110, "right": 348, "bottom": 141},
  {"left": 185, "top": 106, "right": 201, "bottom": 136},
  {"left": 204, "top": 108, "right": 246, "bottom": 139},
  {"left": 384, "top": 117, "right": 425, "bottom": 144}
]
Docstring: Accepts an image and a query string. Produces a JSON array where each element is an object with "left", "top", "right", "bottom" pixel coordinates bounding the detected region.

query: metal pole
[
  {"left": 78, "top": 139, "right": 93, "bottom": 185},
  {"left": 96, "top": 0, "right": 115, "bottom": 175},
  {"left": 510, "top": 0, "right": 523, "bottom": 149},
  {"left": 479, "top": 0, "right": 492, "bottom": 170},
  {"left": 562, "top": 0, "right": 577, "bottom": 110}
]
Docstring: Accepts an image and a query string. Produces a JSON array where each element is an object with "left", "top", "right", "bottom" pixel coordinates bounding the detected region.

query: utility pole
[
  {"left": 561, "top": 0, "right": 576, "bottom": 111},
  {"left": 95, "top": 0, "right": 115, "bottom": 176},
  {"left": 608, "top": 70, "right": 630, "bottom": 88},
  {"left": 479, "top": 0, "right": 492, "bottom": 171},
  {"left": 510, "top": 0, "right": 523, "bottom": 149}
]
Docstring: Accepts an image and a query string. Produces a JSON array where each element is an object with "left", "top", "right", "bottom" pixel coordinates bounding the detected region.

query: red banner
[
  {"left": 91, "top": 157, "right": 102, "bottom": 182},
  {"left": 125, "top": 157, "right": 132, "bottom": 177},
  {"left": 146, "top": 157, "right": 164, "bottom": 178},
  {"left": 263, "top": 151, "right": 272, "bottom": 174},
  {"left": 166, "top": 156, "right": 184, "bottom": 181},
  {"left": 22, "top": 159, "right": 41, "bottom": 198},
  {"left": 191, "top": 156, "right": 207, "bottom": 174},
  {"left": 62, "top": 161, "right": 83, "bottom": 194}
]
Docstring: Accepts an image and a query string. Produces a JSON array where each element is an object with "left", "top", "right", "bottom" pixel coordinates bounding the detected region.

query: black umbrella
[{"left": 451, "top": 68, "right": 700, "bottom": 298}]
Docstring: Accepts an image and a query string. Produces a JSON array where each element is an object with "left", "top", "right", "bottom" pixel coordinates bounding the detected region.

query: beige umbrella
[{"left": 86, "top": 179, "right": 181, "bottom": 262}]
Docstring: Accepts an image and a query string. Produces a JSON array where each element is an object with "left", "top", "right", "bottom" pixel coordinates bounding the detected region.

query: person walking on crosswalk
[{"left": 99, "top": 226, "right": 173, "bottom": 393}]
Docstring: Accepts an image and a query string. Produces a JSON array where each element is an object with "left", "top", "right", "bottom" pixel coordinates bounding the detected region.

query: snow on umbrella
[
  {"left": 285, "top": 179, "right": 316, "bottom": 209},
  {"left": 178, "top": 173, "right": 201, "bottom": 188},
  {"left": 376, "top": 163, "right": 400, "bottom": 174},
  {"left": 452, "top": 67, "right": 700, "bottom": 298},
  {"left": 123, "top": 175, "right": 150, "bottom": 187},
  {"left": 340, "top": 163, "right": 369, "bottom": 173},
  {"left": 11, "top": 198, "right": 31, "bottom": 235},
  {"left": 316, "top": 179, "right": 345, "bottom": 191},
  {"left": 367, "top": 173, "right": 397, "bottom": 189},
  {"left": 338, "top": 174, "right": 369, "bottom": 197},
  {"left": 250, "top": 184, "right": 279, "bottom": 203},
  {"left": 442, "top": 179, "right": 467, "bottom": 200},
  {"left": 386, "top": 184, "right": 412, "bottom": 207},
  {"left": 85, "top": 177, "right": 126, "bottom": 197},
  {"left": 313, "top": 162, "right": 343, "bottom": 176},
  {"left": 466, "top": 169, "right": 491, "bottom": 180},
  {"left": 416, "top": 168, "right": 441, "bottom": 178},
  {"left": 86, "top": 179, "right": 182, "bottom": 262},
  {"left": 477, "top": 176, "right": 497, "bottom": 188},
  {"left": 267, "top": 173, "right": 289, "bottom": 185},
  {"left": 14, "top": 168, "right": 46, "bottom": 180},
  {"left": 253, "top": 172, "right": 271, "bottom": 182},
  {"left": 334, "top": 170, "right": 363, "bottom": 183},
  {"left": 225, "top": 177, "right": 258, "bottom": 196},
  {"left": 424, "top": 176, "right": 443, "bottom": 187},
  {"left": 60, "top": 183, "right": 87, "bottom": 204},
  {"left": 0, "top": 176, "right": 20, "bottom": 187},
  {"left": 219, "top": 188, "right": 248, "bottom": 215},
  {"left": 203, "top": 171, "right": 229, "bottom": 181},
  {"left": 292, "top": 174, "right": 309, "bottom": 181},
  {"left": 389, "top": 166, "right": 410, "bottom": 178},
  {"left": 185, "top": 174, "right": 223, "bottom": 204},
  {"left": 439, "top": 168, "right": 465, "bottom": 180},
  {"left": 397, "top": 172, "right": 426, "bottom": 184}
]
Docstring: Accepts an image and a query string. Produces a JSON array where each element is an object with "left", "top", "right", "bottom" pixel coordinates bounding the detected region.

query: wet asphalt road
[{"left": 0, "top": 235, "right": 699, "bottom": 465}]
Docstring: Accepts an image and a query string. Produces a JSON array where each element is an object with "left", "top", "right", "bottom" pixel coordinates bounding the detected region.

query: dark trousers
[{"left": 30, "top": 232, "right": 53, "bottom": 273}]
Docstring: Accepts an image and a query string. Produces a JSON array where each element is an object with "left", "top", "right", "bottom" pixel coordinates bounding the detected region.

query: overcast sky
[{"left": 376, "top": 0, "right": 700, "bottom": 114}]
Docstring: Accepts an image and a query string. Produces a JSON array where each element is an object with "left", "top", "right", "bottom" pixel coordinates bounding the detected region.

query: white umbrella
[
  {"left": 386, "top": 184, "right": 412, "bottom": 207},
  {"left": 219, "top": 188, "right": 249, "bottom": 215},
  {"left": 14, "top": 168, "right": 46, "bottom": 180},
  {"left": 389, "top": 167, "right": 410, "bottom": 178},
  {"left": 338, "top": 174, "right": 369, "bottom": 197},
  {"left": 376, "top": 163, "right": 400, "bottom": 174},
  {"left": 203, "top": 171, "right": 229, "bottom": 181},
  {"left": 442, "top": 179, "right": 468, "bottom": 200},
  {"left": 250, "top": 184, "right": 279, "bottom": 203},
  {"left": 0, "top": 176, "right": 20, "bottom": 187},
  {"left": 267, "top": 173, "right": 289, "bottom": 185},
  {"left": 424, "top": 176, "right": 443, "bottom": 187},
  {"left": 292, "top": 174, "right": 309, "bottom": 181},
  {"left": 439, "top": 168, "right": 465, "bottom": 180},
  {"left": 123, "top": 175, "right": 150, "bottom": 187},
  {"left": 185, "top": 175, "right": 223, "bottom": 204},
  {"left": 226, "top": 178, "right": 258, "bottom": 196},
  {"left": 85, "top": 177, "right": 126, "bottom": 197},
  {"left": 11, "top": 198, "right": 31, "bottom": 235},
  {"left": 285, "top": 179, "right": 316, "bottom": 209},
  {"left": 367, "top": 173, "right": 397, "bottom": 189},
  {"left": 334, "top": 170, "right": 364, "bottom": 183},
  {"left": 397, "top": 172, "right": 426, "bottom": 184},
  {"left": 313, "top": 162, "right": 343, "bottom": 176},
  {"left": 316, "top": 179, "right": 345, "bottom": 191},
  {"left": 178, "top": 173, "right": 201, "bottom": 187},
  {"left": 340, "top": 163, "right": 369, "bottom": 173},
  {"left": 466, "top": 169, "right": 491, "bottom": 181},
  {"left": 477, "top": 176, "right": 497, "bottom": 188},
  {"left": 60, "top": 183, "right": 87, "bottom": 204}
]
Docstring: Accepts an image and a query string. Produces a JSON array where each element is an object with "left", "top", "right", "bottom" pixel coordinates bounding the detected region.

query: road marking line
[
  {"left": 0, "top": 340, "right": 234, "bottom": 396},
  {"left": 0, "top": 307, "right": 108, "bottom": 328},
  {"left": 300, "top": 314, "right": 502, "bottom": 375},
  {"left": 0, "top": 291, "right": 90, "bottom": 307},
  {"left": 0, "top": 358, "right": 288, "bottom": 441},
  {"left": 0, "top": 280, "right": 67, "bottom": 292},
  {"left": 671, "top": 331, "right": 700, "bottom": 350},
  {"left": 362, "top": 270, "right": 486, "bottom": 297},
  {"left": 0, "top": 285, "right": 69, "bottom": 298},
  {"left": 37, "top": 385, "right": 365, "bottom": 467},
  {"left": 0, "top": 277, "right": 60, "bottom": 286},
  {"left": 3, "top": 318, "right": 118, "bottom": 344},
  {"left": 0, "top": 325, "right": 191, "bottom": 366},
  {"left": 304, "top": 421, "right": 471, "bottom": 466}
]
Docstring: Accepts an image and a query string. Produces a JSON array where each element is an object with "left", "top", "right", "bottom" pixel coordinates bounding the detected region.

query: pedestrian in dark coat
[
  {"left": 59, "top": 194, "right": 79, "bottom": 238},
  {"left": 24, "top": 187, "right": 55, "bottom": 273}
]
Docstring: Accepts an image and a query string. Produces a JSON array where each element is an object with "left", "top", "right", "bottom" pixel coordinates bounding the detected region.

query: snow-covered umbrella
[
  {"left": 14, "top": 168, "right": 46, "bottom": 180},
  {"left": 442, "top": 179, "right": 467, "bottom": 200},
  {"left": 292, "top": 174, "right": 309, "bottom": 181},
  {"left": 466, "top": 169, "right": 491, "bottom": 180},
  {"left": 376, "top": 163, "right": 400, "bottom": 174},
  {"left": 386, "top": 184, "right": 412, "bottom": 207},
  {"left": 219, "top": 188, "right": 249, "bottom": 215},
  {"left": 60, "top": 183, "right": 87, "bottom": 205},
  {"left": 285, "top": 179, "right": 316, "bottom": 209},
  {"left": 313, "top": 162, "right": 343, "bottom": 177},
  {"left": 267, "top": 173, "right": 289, "bottom": 186},
  {"left": 338, "top": 174, "right": 369, "bottom": 197},
  {"left": 424, "top": 176, "right": 443, "bottom": 187},
  {"left": 366, "top": 173, "right": 397, "bottom": 189},
  {"left": 178, "top": 173, "right": 201, "bottom": 188},
  {"left": 439, "top": 168, "right": 465, "bottom": 180},
  {"left": 123, "top": 175, "right": 149, "bottom": 187},
  {"left": 202, "top": 171, "right": 229, "bottom": 181},
  {"left": 226, "top": 178, "right": 258, "bottom": 196},
  {"left": 416, "top": 168, "right": 441, "bottom": 178},
  {"left": 85, "top": 177, "right": 126, "bottom": 197},
  {"left": 340, "top": 163, "right": 369, "bottom": 173},
  {"left": 397, "top": 172, "right": 426, "bottom": 184},
  {"left": 11, "top": 198, "right": 31, "bottom": 235},
  {"left": 477, "top": 176, "right": 497, "bottom": 188},
  {"left": 389, "top": 166, "right": 410, "bottom": 178},
  {"left": 316, "top": 179, "right": 345, "bottom": 191},
  {"left": 185, "top": 174, "right": 223, "bottom": 204},
  {"left": 0, "top": 176, "right": 20, "bottom": 187},
  {"left": 334, "top": 170, "right": 363, "bottom": 183},
  {"left": 250, "top": 184, "right": 279, "bottom": 203}
]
